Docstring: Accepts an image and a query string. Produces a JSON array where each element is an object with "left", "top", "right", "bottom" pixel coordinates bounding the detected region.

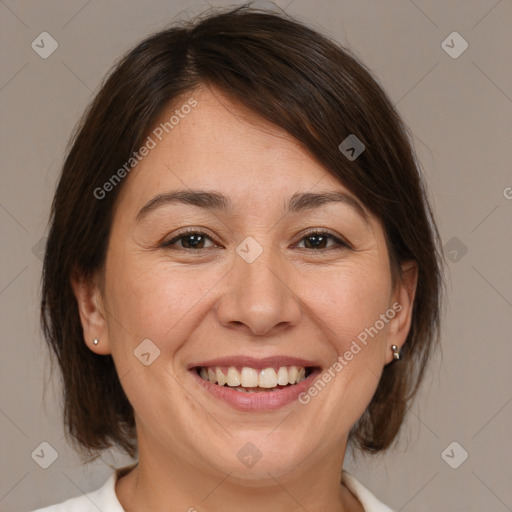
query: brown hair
[{"left": 41, "top": 4, "right": 444, "bottom": 461}]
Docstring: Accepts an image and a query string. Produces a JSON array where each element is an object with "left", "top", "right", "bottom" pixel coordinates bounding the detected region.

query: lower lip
[{"left": 191, "top": 369, "right": 321, "bottom": 411}]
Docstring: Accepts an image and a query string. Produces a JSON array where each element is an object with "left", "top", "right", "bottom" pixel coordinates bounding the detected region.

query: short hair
[{"left": 41, "top": 4, "right": 444, "bottom": 461}]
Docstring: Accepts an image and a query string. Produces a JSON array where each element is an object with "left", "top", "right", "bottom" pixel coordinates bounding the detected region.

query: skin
[{"left": 72, "top": 86, "right": 417, "bottom": 512}]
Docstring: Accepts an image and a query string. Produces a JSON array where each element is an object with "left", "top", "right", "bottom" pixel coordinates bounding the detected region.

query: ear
[
  {"left": 70, "top": 269, "right": 111, "bottom": 355},
  {"left": 385, "top": 260, "right": 418, "bottom": 364}
]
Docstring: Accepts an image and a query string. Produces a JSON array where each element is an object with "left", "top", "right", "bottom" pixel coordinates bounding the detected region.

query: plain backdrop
[{"left": 1, "top": 1, "right": 511, "bottom": 511}]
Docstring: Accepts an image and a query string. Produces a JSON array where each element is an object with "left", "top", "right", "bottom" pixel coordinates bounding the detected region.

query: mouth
[
  {"left": 189, "top": 357, "right": 321, "bottom": 411},
  {"left": 195, "top": 365, "right": 314, "bottom": 392}
]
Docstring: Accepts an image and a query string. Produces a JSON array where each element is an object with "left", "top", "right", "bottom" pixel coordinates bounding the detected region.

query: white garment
[{"left": 33, "top": 465, "right": 394, "bottom": 511}]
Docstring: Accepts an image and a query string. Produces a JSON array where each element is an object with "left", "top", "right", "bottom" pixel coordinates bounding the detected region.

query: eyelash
[{"left": 161, "top": 228, "right": 352, "bottom": 252}]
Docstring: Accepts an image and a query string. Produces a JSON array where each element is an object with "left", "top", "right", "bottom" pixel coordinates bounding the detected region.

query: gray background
[{"left": 1, "top": 0, "right": 511, "bottom": 510}]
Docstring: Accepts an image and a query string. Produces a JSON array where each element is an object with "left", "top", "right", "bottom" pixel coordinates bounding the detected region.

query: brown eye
[
  {"left": 296, "top": 231, "right": 350, "bottom": 250},
  {"left": 162, "top": 230, "right": 216, "bottom": 250}
]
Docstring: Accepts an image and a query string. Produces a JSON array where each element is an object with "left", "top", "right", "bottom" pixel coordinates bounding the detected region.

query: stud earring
[
  {"left": 391, "top": 344, "right": 400, "bottom": 360},
  {"left": 93, "top": 338, "right": 99, "bottom": 345}
]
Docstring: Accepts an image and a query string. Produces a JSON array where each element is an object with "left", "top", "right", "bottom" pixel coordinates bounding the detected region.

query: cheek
[
  {"left": 303, "top": 260, "right": 392, "bottom": 349},
  {"left": 297, "top": 264, "right": 392, "bottom": 437},
  {"left": 104, "top": 252, "right": 223, "bottom": 350}
]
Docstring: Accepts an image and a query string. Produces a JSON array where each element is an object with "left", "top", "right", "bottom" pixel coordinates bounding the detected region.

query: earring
[
  {"left": 93, "top": 338, "right": 99, "bottom": 345},
  {"left": 391, "top": 344, "right": 400, "bottom": 360}
]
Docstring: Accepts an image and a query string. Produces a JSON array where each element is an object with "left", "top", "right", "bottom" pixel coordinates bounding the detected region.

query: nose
[{"left": 215, "top": 243, "right": 302, "bottom": 337}]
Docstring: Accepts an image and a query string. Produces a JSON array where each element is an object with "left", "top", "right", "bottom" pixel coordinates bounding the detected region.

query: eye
[
  {"left": 161, "top": 229, "right": 351, "bottom": 251},
  {"left": 161, "top": 229, "right": 217, "bottom": 250},
  {"left": 294, "top": 230, "right": 351, "bottom": 251}
]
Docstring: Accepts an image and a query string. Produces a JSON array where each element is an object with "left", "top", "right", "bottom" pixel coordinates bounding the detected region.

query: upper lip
[{"left": 188, "top": 355, "right": 320, "bottom": 370}]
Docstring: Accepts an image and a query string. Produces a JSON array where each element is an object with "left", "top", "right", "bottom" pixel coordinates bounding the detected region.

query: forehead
[{"left": 114, "top": 87, "right": 362, "bottom": 217}]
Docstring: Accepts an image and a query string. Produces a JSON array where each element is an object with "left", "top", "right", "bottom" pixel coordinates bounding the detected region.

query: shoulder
[
  {"left": 31, "top": 465, "right": 134, "bottom": 512},
  {"left": 341, "top": 470, "right": 395, "bottom": 512}
]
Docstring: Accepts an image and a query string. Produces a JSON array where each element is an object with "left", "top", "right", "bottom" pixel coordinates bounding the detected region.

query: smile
[
  {"left": 189, "top": 356, "right": 321, "bottom": 411},
  {"left": 197, "top": 365, "right": 312, "bottom": 392}
]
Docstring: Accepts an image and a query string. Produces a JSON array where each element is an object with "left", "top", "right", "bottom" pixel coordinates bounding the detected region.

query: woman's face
[{"left": 77, "top": 87, "right": 416, "bottom": 482}]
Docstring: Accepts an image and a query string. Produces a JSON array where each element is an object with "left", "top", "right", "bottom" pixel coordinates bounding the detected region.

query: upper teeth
[{"left": 199, "top": 366, "right": 307, "bottom": 388}]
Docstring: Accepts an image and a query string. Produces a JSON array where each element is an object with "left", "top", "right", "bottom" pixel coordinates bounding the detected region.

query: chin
[{"left": 197, "top": 433, "right": 315, "bottom": 483}]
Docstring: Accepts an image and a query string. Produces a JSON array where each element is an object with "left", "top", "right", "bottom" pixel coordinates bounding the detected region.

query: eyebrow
[{"left": 135, "top": 189, "right": 370, "bottom": 224}]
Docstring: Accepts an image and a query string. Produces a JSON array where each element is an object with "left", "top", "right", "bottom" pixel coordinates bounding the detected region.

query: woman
[{"left": 35, "top": 5, "right": 443, "bottom": 511}]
